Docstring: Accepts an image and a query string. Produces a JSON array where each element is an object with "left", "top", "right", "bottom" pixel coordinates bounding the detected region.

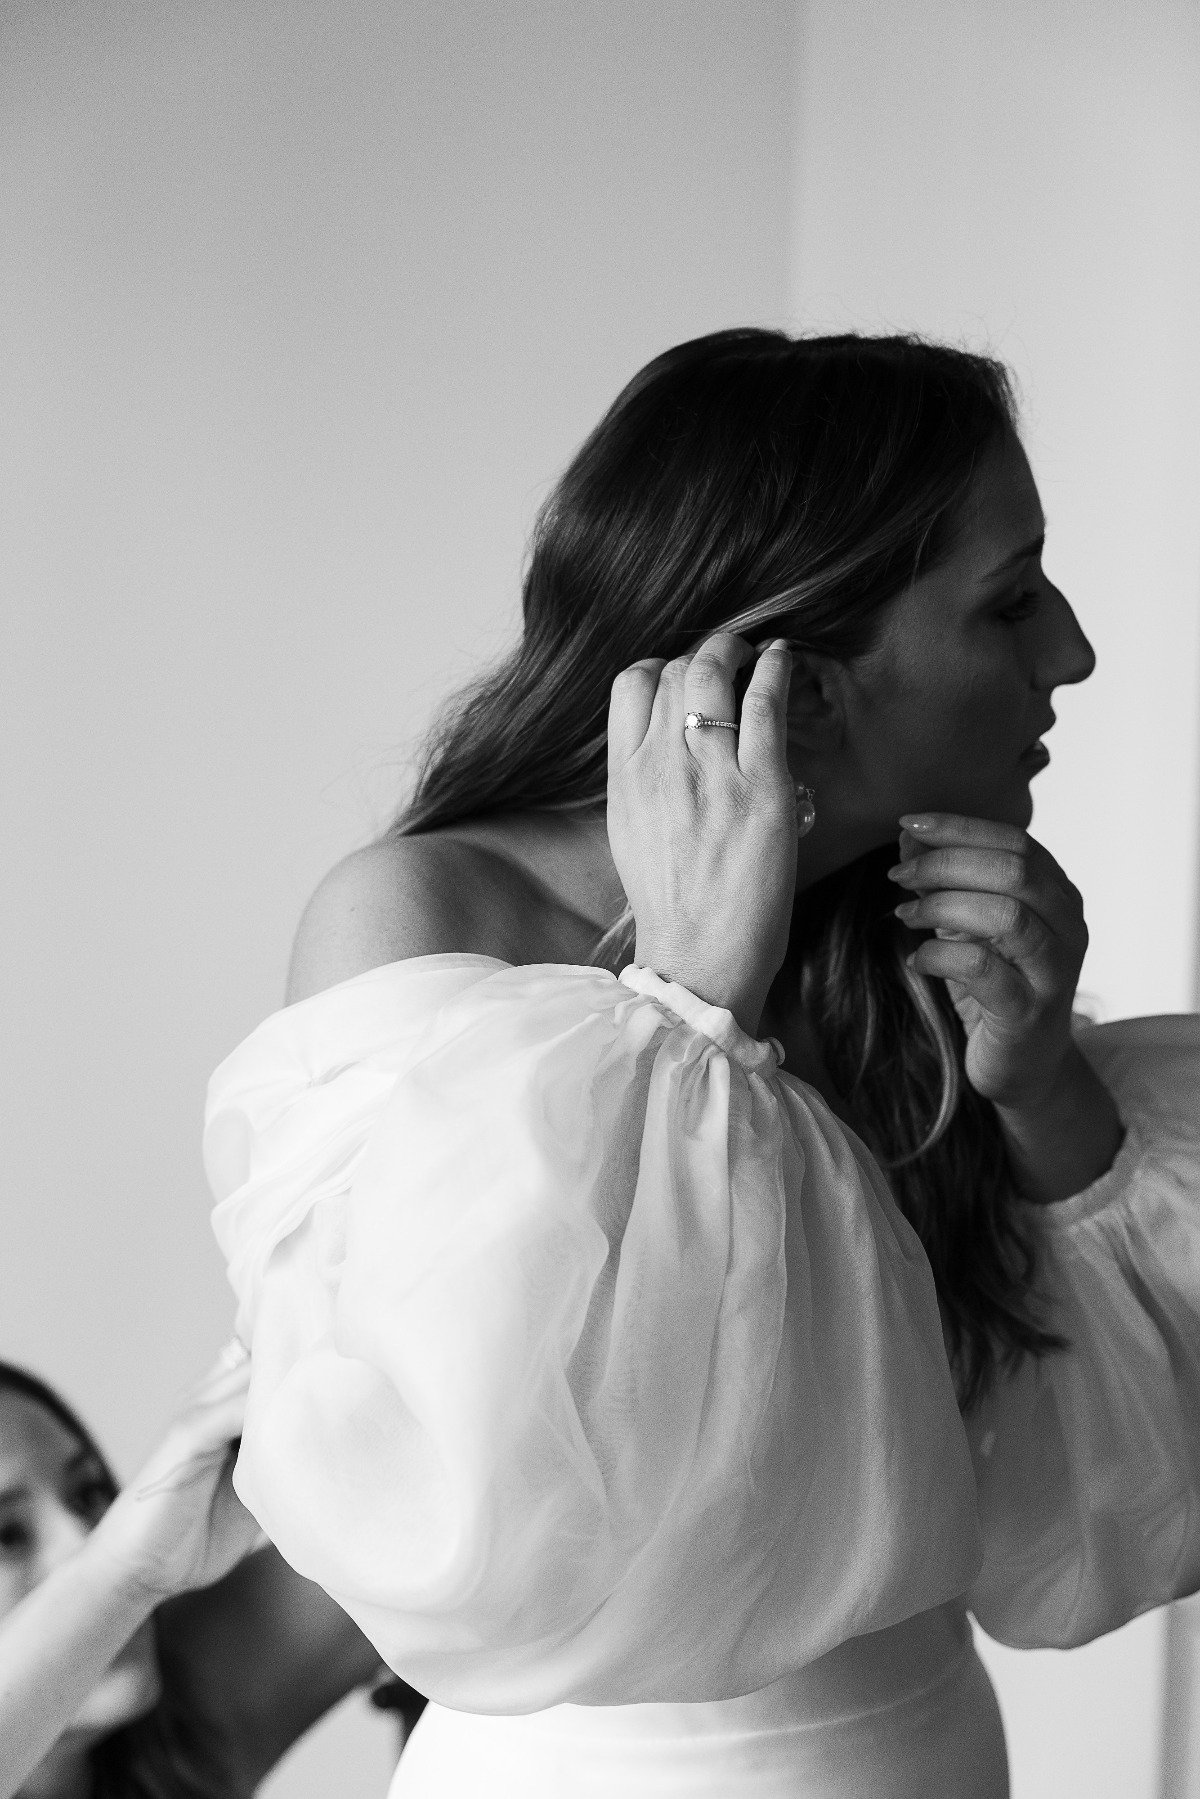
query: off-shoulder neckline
[{"left": 279, "top": 951, "right": 627, "bottom": 1024}]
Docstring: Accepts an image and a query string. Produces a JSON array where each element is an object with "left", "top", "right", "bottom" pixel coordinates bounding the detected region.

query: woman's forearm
[
  {"left": 994, "top": 1042, "right": 1124, "bottom": 1206},
  {"left": 0, "top": 1546, "right": 156, "bottom": 1799}
]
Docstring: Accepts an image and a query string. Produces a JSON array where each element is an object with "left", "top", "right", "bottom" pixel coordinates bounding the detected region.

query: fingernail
[
  {"left": 764, "top": 638, "right": 792, "bottom": 654},
  {"left": 893, "top": 900, "right": 919, "bottom": 921},
  {"left": 898, "top": 814, "right": 937, "bottom": 832},
  {"left": 885, "top": 864, "right": 914, "bottom": 884}
]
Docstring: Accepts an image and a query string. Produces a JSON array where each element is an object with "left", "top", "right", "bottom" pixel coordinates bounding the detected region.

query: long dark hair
[
  {"left": 392, "top": 327, "right": 1065, "bottom": 1408},
  {"left": 0, "top": 1362, "right": 238, "bottom": 1798}
]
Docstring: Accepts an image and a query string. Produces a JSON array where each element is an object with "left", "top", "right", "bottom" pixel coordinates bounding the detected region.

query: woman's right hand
[
  {"left": 90, "top": 1346, "right": 264, "bottom": 1602},
  {"left": 606, "top": 633, "right": 797, "bottom": 1037}
]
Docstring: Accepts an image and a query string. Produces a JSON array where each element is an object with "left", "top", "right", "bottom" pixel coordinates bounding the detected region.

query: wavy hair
[{"left": 391, "top": 327, "right": 1066, "bottom": 1409}]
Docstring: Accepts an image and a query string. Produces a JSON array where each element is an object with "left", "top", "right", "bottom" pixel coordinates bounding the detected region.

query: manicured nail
[
  {"left": 893, "top": 900, "right": 919, "bottom": 921},
  {"left": 885, "top": 864, "right": 914, "bottom": 884},
  {"left": 898, "top": 814, "right": 937, "bottom": 832}
]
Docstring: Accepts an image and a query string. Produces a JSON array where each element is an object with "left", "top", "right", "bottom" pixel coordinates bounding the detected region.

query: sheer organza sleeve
[
  {"left": 968, "top": 1014, "right": 1200, "bottom": 1648},
  {"left": 205, "top": 955, "right": 980, "bottom": 1712}
]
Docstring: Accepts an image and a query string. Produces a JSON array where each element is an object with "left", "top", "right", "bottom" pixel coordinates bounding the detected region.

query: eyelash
[
  {"left": 996, "top": 588, "right": 1040, "bottom": 623},
  {"left": 69, "top": 1480, "right": 114, "bottom": 1524},
  {"left": 0, "top": 1519, "right": 31, "bottom": 1552}
]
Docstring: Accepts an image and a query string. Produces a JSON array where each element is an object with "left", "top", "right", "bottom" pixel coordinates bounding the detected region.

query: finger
[
  {"left": 607, "top": 658, "right": 666, "bottom": 773},
  {"left": 681, "top": 633, "right": 757, "bottom": 759},
  {"left": 888, "top": 847, "right": 1079, "bottom": 937},
  {"left": 189, "top": 1356, "right": 252, "bottom": 1406},
  {"left": 899, "top": 816, "right": 1078, "bottom": 900},
  {"left": 737, "top": 639, "right": 793, "bottom": 779},
  {"left": 893, "top": 888, "right": 1052, "bottom": 962},
  {"left": 897, "top": 827, "right": 922, "bottom": 865},
  {"left": 908, "top": 936, "right": 1031, "bottom": 1019},
  {"left": 898, "top": 813, "right": 1030, "bottom": 855},
  {"left": 189, "top": 1385, "right": 250, "bottom": 1441},
  {"left": 169, "top": 1381, "right": 251, "bottom": 1453},
  {"left": 192, "top": 1339, "right": 249, "bottom": 1392},
  {"left": 137, "top": 1393, "right": 249, "bottom": 1496}
]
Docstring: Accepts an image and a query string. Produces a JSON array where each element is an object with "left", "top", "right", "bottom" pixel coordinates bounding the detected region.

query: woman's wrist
[
  {"left": 994, "top": 1042, "right": 1125, "bottom": 1204},
  {"left": 76, "top": 1518, "right": 168, "bottom": 1616},
  {"left": 87, "top": 1498, "right": 183, "bottom": 1609},
  {"left": 632, "top": 941, "right": 767, "bottom": 1038}
]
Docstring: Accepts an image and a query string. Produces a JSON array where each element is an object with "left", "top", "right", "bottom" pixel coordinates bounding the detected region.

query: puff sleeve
[
  {"left": 968, "top": 1014, "right": 1200, "bottom": 1648},
  {"left": 205, "top": 955, "right": 981, "bottom": 1712}
]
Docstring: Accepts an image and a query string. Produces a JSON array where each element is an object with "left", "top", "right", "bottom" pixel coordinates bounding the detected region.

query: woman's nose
[{"left": 1036, "top": 583, "right": 1096, "bottom": 690}]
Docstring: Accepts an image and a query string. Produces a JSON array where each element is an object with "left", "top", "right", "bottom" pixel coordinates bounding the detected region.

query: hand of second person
[
  {"left": 89, "top": 1347, "right": 263, "bottom": 1603},
  {"left": 889, "top": 814, "right": 1089, "bottom": 1111},
  {"left": 607, "top": 633, "right": 797, "bottom": 1038}
]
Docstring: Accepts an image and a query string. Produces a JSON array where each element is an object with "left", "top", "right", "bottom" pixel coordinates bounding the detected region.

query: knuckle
[
  {"left": 1001, "top": 898, "right": 1029, "bottom": 937},
  {"left": 740, "top": 688, "right": 779, "bottom": 723},
  {"left": 963, "top": 941, "right": 990, "bottom": 976}
]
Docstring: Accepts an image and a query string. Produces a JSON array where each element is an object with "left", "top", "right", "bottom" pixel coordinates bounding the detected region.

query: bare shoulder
[{"left": 286, "top": 833, "right": 502, "bottom": 1004}]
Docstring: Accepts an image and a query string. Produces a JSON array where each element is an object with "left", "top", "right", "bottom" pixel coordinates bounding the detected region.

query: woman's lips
[{"left": 1019, "top": 738, "right": 1051, "bottom": 768}]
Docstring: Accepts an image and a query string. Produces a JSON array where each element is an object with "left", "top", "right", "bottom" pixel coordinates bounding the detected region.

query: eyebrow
[
  {"left": 980, "top": 532, "right": 1045, "bottom": 582},
  {"left": 0, "top": 1449, "right": 104, "bottom": 1507}
]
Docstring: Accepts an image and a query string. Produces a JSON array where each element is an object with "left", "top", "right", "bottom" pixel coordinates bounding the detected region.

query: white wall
[
  {"left": 787, "top": 3, "right": 1200, "bottom": 1794},
  {"left": 4, "top": 4, "right": 1198, "bottom": 1796},
  {"left": 0, "top": 3, "right": 794, "bottom": 1793}
]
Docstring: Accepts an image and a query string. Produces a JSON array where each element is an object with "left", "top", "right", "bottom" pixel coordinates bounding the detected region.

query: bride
[{"left": 204, "top": 328, "right": 1200, "bottom": 1796}]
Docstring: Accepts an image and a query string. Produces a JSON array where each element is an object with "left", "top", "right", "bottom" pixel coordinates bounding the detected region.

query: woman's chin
[
  {"left": 998, "top": 785, "right": 1035, "bottom": 829},
  {"left": 949, "top": 776, "right": 1037, "bottom": 830}
]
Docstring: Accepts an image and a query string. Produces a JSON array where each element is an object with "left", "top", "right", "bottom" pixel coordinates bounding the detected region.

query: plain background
[{"left": 2, "top": 4, "right": 1198, "bottom": 1796}]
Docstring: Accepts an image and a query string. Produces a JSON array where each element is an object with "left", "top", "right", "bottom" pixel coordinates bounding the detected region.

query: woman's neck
[
  {"left": 542, "top": 803, "right": 887, "bottom": 917},
  {"left": 448, "top": 806, "right": 627, "bottom": 939}
]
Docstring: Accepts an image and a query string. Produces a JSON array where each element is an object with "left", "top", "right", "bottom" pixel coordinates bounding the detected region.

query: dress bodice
[{"left": 204, "top": 955, "right": 1200, "bottom": 1788}]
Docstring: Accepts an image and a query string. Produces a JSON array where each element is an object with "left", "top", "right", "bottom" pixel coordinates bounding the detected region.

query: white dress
[{"left": 204, "top": 957, "right": 1200, "bottom": 1797}]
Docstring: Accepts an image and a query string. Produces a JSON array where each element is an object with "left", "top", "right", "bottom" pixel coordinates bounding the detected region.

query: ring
[
  {"left": 214, "top": 1337, "right": 250, "bottom": 1372},
  {"left": 684, "top": 712, "right": 738, "bottom": 732}
]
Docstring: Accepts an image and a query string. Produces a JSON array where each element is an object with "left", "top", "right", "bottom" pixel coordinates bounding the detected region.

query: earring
[{"left": 794, "top": 783, "right": 817, "bottom": 838}]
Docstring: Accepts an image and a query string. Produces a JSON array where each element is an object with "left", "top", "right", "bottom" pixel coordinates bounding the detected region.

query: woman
[
  {"left": 204, "top": 329, "right": 1200, "bottom": 1796},
  {"left": 0, "top": 1351, "right": 387, "bottom": 1797}
]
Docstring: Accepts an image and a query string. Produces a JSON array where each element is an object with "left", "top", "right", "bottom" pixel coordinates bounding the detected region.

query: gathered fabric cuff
[{"left": 617, "top": 965, "right": 785, "bottom": 1074}]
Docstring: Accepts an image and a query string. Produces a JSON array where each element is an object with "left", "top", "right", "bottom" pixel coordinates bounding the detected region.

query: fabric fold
[
  {"left": 206, "top": 955, "right": 980, "bottom": 1712},
  {"left": 968, "top": 1013, "right": 1200, "bottom": 1647}
]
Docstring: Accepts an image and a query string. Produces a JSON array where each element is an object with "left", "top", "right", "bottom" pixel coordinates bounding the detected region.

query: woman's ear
[{"left": 785, "top": 650, "right": 844, "bottom": 752}]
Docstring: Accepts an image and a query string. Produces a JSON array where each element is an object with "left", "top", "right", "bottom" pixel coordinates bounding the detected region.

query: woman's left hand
[{"left": 888, "top": 813, "right": 1088, "bottom": 1112}]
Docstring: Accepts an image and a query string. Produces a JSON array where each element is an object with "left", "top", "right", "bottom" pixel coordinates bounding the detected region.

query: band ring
[{"left": 683, "top": 712, "right": 738, "bottom": 732}]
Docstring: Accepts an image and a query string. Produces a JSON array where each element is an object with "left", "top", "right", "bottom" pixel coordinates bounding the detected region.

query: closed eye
[
  {"left": 0, "top": 1515, "right": 33, "bottom": 1553},
  {"left": 995, "top": 588, "right": 1040, "bottom": 623},
  {"left": 66, "top": 1475, "right": 115, "bottom": 1526}
]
